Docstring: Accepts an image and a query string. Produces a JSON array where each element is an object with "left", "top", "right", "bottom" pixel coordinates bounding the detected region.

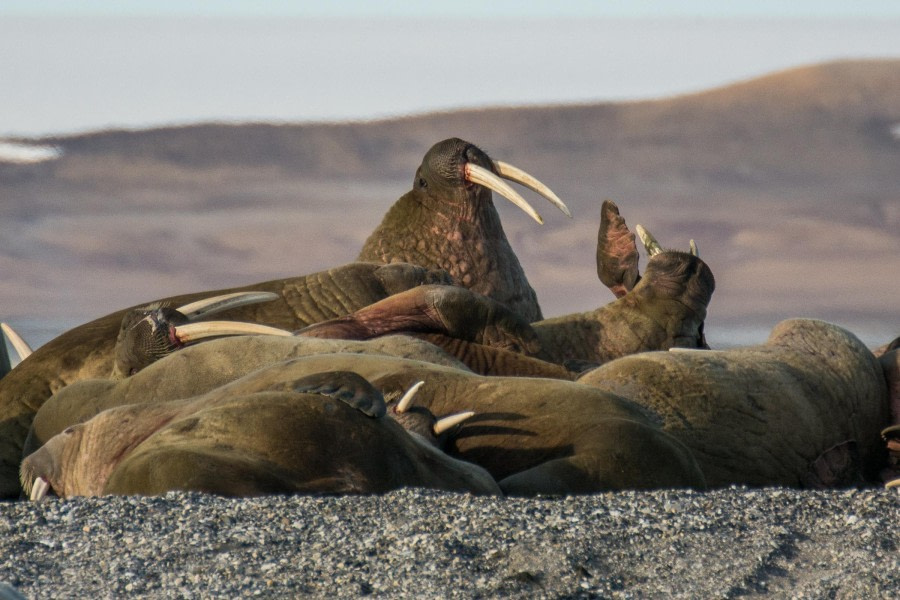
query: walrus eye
[{"left": 418, "top": 177, "right": 427, "bottom": 189}]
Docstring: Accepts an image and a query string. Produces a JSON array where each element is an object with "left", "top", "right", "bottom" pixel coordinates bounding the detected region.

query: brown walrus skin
[
  {"left": 358, "top": 138, "right": 567, "bottom": 324},
  {"left": 0, "top": 262, "right": 453, "bottom": 499},
  {"left": 23, "top": 335, "right": 472, "bottom": 461},
  {"left": 21, "top": 371, "right": 501, "bottom": 499},
  {"left": 27, "top": 343, "right": 706, "bottom": 496},
  {"left": 532, "top": 200, "right": 715, "bottom": 368},
  {"left": 578, "top": 319, "right": 890, "bottom": 488}
]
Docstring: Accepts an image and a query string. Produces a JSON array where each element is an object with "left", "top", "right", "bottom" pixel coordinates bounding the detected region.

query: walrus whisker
[
  {"left": 172, "top": 321, "right": 293, "bottom": 343},
  {"left": 175, "top": 291, "right": 280, "bottom": 321},
  {"left": 492, "top": 160, "right": 571, "bottom": 218},
  {"left": 394, "top": 381, "right": 425, "bottom": 414},
  {"left": 433, "top": 411, "right": 475, "bottom": 435},
  {"left": 1, "top": 323, "right": 33, "bottom": 362},
  {"left": 464, "top": 163, "right": 543, "bottom": 224}
]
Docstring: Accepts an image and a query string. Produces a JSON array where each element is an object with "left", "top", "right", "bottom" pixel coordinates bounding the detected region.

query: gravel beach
[{"left": 1, "top": 486, "right": 898, "bottom": 598}]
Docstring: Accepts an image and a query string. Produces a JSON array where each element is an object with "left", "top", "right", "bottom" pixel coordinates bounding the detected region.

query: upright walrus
[{"left": 358, "top": 138, "right": 570, "bottom": 323}]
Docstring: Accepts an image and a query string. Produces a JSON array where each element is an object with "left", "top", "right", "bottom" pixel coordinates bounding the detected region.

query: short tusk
[
  {"left": 173, "top": 321, "right": 293, "bottom": 343},
  {"left": 30, "top": 476, "right": 50, "bottom": 502},
  {"left": 176, "top": 291, "right": 280, "bottom": 321},
  {"left": 433, "top": 411, "right": 475, "bottom": 435},
  {"left": 635, "top": 224, "right": 663, "bottom": 257},
  {"left": 394, "top": 381, "right": 425, "bottom": 414},
  {"left": 465, "top": 163, "right": 543, "bottom": 224},
  {"left": 1, "top": 322, "right": 33, "bottom": 362},
  {"left": 882, "top": 424, "right": 900, "bottom": 439},
  {"left": 690, "top": 239, "right": 699, "bottom": 257},
  {"left": 493, "top": 160, "right": 571, "bottom": 218},
  {"left": 887, "top": 478, "right": 900, "bottom": 489}
]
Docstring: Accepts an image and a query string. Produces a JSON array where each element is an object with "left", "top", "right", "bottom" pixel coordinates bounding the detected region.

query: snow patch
[
  {"left": 0, "top": 141, "right": 63, "bottom": 164},
  {"left": 891, "top": 123, "right": 900, "bottom": 141}
]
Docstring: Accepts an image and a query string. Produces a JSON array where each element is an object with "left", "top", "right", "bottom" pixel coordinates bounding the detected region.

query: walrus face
[
  {"left": 386, "top": 381, "right": 473, "bottom": 449},
  {"left": 413, "top": 137, "right": 567, "bottom": 225},
  {"left": 115, "top": 307, "right": 189, "bottom": 377},
  {"left": 20, "top": 424, "right": 90, "bottom": 500},
  {"left": 416, "top": 138, "right": 494, "bottom": 212},
  {"left": 22, "top": 402, "right": 185, "bottom": 499}
]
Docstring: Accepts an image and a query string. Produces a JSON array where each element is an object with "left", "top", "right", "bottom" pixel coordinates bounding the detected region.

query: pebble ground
[{"left": 1, "top": 487, "right": 898, "bottom": 598}]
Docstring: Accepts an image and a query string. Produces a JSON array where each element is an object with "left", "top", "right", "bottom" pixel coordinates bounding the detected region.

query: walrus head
[
  {"left": 358, "top": 138, "right": 570, "bottom": 323},
  {"left": 112, "top": 291, "right": 284, "bottom": 378}
]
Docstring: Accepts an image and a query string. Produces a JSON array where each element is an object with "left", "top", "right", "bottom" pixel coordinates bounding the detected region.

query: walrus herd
[{"left": 2, "top": 137, "right": 898, "bottom": 501}]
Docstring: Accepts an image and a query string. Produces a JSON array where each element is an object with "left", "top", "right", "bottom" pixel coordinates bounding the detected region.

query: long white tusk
[
  {"left": 465, "top": 163, "right": 543, "bottom": 224},
  {"left": 493, "top": 160, "right": 571, "bottom": 218},
  {"left": 30, "top": 476, "right": 50, "bottom": 502},
  {"left": 173, "top": 321, "right": 293, "bottom": 343},
  {"left": 690, "top": 239, "right": 699, "bottom": 257},
  {"left": 1, "top": 323, "right": 33, "bottom": 362},
  {"left": 635, "top": 224, "right": 663, "bottom": 257},
  {"left": 176, "top": 291, "right": 279, "bottom": 321},
  {"left": 394, "top": 381, "right": 425, "bottom": 414},
  {"left": 433, "top": 411, "right": 475, "bottom": 435}
]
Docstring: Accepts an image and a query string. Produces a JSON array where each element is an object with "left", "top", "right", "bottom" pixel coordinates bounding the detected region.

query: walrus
[
  {"left": 577, "top": 319, "right": 890, "bottom": 487},
  {"left": 0, "top": 261, "right": 456, "bottom": 498},
  {"left": 358, "top": 137, "right": 570, "bottom": 323},
  {"left": 531, "top": 200, "right": 714, "bottom": 368},
  {"left": 21, "top": 371, "right": 500, "bottom": 499},
  {"left": 27, "top": 345, "right": 706, "bottom": 496},
  {"left": 23, "top": 335, "right": 477, "bottom": 459}
]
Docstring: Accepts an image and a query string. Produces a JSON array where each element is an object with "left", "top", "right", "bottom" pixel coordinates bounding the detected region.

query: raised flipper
[{"left": 596, "top": 199, "right": 640, "bottom": 298}]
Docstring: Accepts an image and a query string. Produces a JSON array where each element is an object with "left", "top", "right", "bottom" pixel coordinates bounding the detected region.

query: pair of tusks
[
  {"left": 465, "top": 160, "right": 571, "bottom": 224},
  {"left": 149, "top": 291, "right": 293, "bottom": 345},
  {"left": 394, "top": 380, "right": 475, "bottom": 436},
  {"left": 635, "top": 225, "right": 699, "bottom": 258}
]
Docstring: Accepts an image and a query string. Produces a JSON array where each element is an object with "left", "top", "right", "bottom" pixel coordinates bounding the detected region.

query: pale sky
[
  {"left": 5, "top": 0, "right": 900, "bottom": 18},
  {"left": 2, "top": 1, "right": 899, "bottom": 137}
]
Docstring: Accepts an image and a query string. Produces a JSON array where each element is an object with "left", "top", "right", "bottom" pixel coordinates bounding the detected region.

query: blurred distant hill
[{"left": 2, "top": 59, "right": 898, "bottom": 347}]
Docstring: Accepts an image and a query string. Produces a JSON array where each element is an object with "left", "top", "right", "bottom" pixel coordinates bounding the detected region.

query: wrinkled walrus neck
[
  {"left": 631, "top": 253, "right": 716, "bottom": 318},
  {"left": 71, "top": 406, "right": 181, "bottom": 496}
]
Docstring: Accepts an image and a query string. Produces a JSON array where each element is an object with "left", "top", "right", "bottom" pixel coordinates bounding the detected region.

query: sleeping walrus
[
  {"left": 578, "top": 319, "right": 891, "bottom": 487},
  {"left": 27, "top": 342, "right": 705, "bottom": 496},
  {"left": 21, "top": 371, "right": 500, "bottom": 499}
]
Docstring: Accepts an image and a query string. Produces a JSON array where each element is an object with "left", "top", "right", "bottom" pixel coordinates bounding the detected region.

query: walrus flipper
[
  {"left": 596, "top": 199, "right": 639, "bottom": 299},
  {"left": 291, "top": 371, "right": 387, "bottom": 418}
]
